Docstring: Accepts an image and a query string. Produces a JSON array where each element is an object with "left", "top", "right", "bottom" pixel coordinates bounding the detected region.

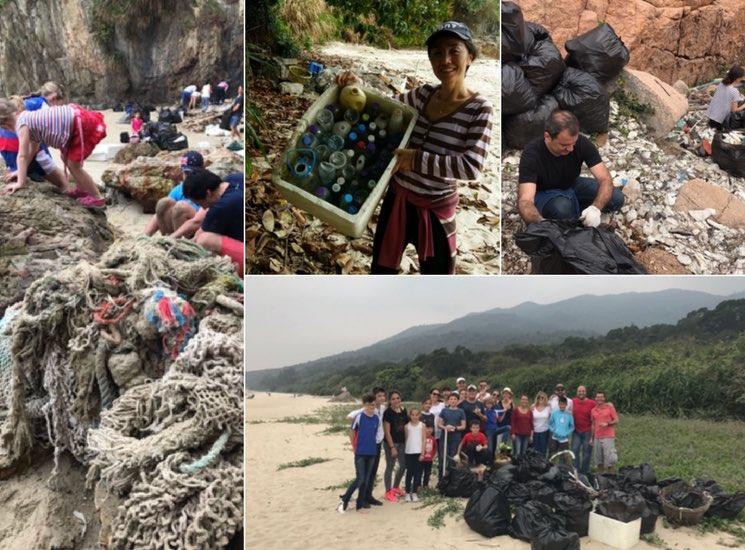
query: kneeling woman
[
  {"left": 337, "top": 21, "right": 493, "bottom": 274},
  {"left": 707, "top": 65, "right": 745, "bottom": 130},
  {"left": 2, "top": 100, "right": 106, "bottom": 207}
]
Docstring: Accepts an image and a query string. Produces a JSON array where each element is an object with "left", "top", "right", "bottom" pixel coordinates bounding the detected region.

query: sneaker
[
  {"left": 404, "top": 493, "right": 412, "bottom": 502},
  {"left": 367, "top": 497, "right": 383, "bottom": 506},
  {"left": 411, "top": 493, "right": 419, "bottom": 502},
  {"left": 394, "top": 487, "right": 405, "bottom": 497},
  {"left": 336, "top": 498, "right": 347, "bottom": 514},
  {"left": 384, "top": 489, "right": 398, "bottom": 502}
]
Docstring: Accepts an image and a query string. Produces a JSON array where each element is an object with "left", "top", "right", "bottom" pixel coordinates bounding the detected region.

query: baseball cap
[
  {"left": 556, "top": 383, "right": 565, "bottom": 390},
  {"left": 502, "top": 387, "right": 513, "bottom": 395},
  {"left": 180, "top": 151, "right": 204, "bottom": 173},
  {"left": 456, "top": 377, "right": 466, "bottom": 383},
  {"left": 467, "top": 384, "right": 477, "bottom": 391},
  {"left": 425, "top": 21, "right": 473, "bottom": 48}
]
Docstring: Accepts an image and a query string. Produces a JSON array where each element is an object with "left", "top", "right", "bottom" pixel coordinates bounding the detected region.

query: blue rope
[{"left": 179, "top": 430, "right": 230, "bottom": 475}]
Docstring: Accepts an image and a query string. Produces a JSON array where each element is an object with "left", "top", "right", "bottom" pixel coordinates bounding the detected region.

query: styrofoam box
[
  {"left": 88, "top": 143, "right": 127, "bottom": 161},
  {"left": 272, "top": 84, "right": 418, "bottom": 238},
  {"left": 588, "top": 511, "right": 642, "bottom": 550}
]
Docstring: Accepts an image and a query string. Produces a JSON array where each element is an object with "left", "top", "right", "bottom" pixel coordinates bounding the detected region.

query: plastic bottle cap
[
  {"left": 346, "top": 149, "right": 355, "bottom": 157},
  {"left": 357, "top": 141, "right": 366, "bottom": 150},
  {"left": 342, "top": 193, "right": 353, "bottom": 204},
  {"left": 368, "top": 135, "right": 375, "bottom": 143},
  {"left": 332, "top": 184, "right": 341, "bottom": 192},
  {"left": 337, "top": 177, "right": 345, "bottom": 185},
  {"left": 357, "top": 124, "right": 365, "bottom": 133},
  {"left": 348, "top": 132, "right": 358, "bottom": 141}
]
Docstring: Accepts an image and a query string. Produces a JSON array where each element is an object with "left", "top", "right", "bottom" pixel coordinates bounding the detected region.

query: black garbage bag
[
  {"left": 438, "top": 467, "right": 480, "bottom": 498},
  {"left": 525, "top": 449, "right": 551, "bottom": 475},
  {"left": 707, "top": 492, "right": 745, "bottom": 520},
  {"left": 503, "top": 63, "right": 538, "bottom": 116},
  {"left": 658, "top": 477, "right": 683, "bottom": 488},
  {"left": 668, "top": 490, "right": 705, "bottom": 509},
  {"left": 711, "top": 132, "right": 745, "bottom": 178},
  {"left": 489, "top": 464, "right": 517, "bottom": 484},
  {"left": 620, "top": 463, "right": 657, "bottom": 486},
  {"left": 553, "top": 67, "right": 610, "bottom": 134},
  {"left": 158, "top": 108, "right": 183, "bottom": 124},
  {"left": 526, "top": 480, "right": 556, "bottom": 506},
  {"left": 160, "top": 132, "right": 189, "bottom": 151},
  {"left": 504, "top": 95, "right": 559, "bottom": 149},
  {"left": 539, "top": 465, "right": 563, "bottom": 485},
  {"left": 515, "top": 220, "right": 647, "bottom": 275},
  {"left": 531, "top": 524, "right": 581, "bottom": 550},
  {"left": 565, "top": 23, "right": 630, "bottom": 83},
  {"left": 553, "top": 492, "right": 593, "bottom": 536},
  {"left": 220, "top": 108, "right": 233, "bottom": 131},
  {"left": 464, "top": 485, "right": 511, "bottom": 538},
  {"left": 510, "top": 501, "right": 565, "bottom": 541},
  {"left": 519, "top": 28, "right": 566, "bottom": 95},
  {"left": 596, "top": 490, "right": 647, "bottom": 522},
  {"left": 505, "top": 480, "right": 532, "bottom": 506},
  {"left": 693, "top": 479, "right": 724, "bottom": 495},
  {"left": 640, "top": 500, "right": 660, "bottom": 535},
  {"left": 501, "top": 1, "right": 531, "bottom": 61},
  {"left": 624, "top": 482, "right": 660, "bottom": 503}
]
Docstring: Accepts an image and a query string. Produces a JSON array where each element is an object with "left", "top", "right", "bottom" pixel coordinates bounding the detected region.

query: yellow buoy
[{"left": 339, "top": 85, "right": 367, "bottom": 112}]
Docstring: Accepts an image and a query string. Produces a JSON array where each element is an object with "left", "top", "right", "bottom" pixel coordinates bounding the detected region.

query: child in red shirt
[
  {"left": 458, "top": 420, "right": 490, "bottom": 473},
  {"left": 419, "top": 424, "right": 437, "bottom": 488}
]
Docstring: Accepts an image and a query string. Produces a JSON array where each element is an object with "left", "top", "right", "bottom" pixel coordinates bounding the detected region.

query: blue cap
[{"left": 180, "top": 151, "right": 204, "bottom": 173}]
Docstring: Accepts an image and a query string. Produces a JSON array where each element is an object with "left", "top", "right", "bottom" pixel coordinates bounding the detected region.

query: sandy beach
[{"left": 246, "top": 392, "right": 741, "bottom": 549}]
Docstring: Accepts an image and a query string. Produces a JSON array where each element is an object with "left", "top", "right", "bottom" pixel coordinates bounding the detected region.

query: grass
[
  {"left": 699, "top": 516, "right": 745, "bottom": 546},
  {"left": 276, "top": 457, "right": 332, "bottom": 471},
  {"left": 318, "top": 478, "right": 356, "bottom": 491},
  {"left": 415, "top": 487, "right": 465, "bottom": 529}
]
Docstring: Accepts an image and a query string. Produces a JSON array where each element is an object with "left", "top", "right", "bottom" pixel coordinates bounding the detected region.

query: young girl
[
  {"left": 511, "top": 394, "right": 533, "bottom": 458},
  {"left": 531, "top": 391, "right": 551, "bottom": 456},
  {"left": 403, "top": 408, "right": 425, "bottom": 502},
  {"left": 0, "top": 99, "right": 67, "bottom": 191},
  {"left": 708, "top": 65, "right": 745, "bottom": 130},
  {"left": 2, "top": 101, "right": 107, "bottom": 207},
  {"left": 419, "top": 424, "right": 437, "bottom": 488},
  {"left": 131, "top": 111, "right": 144, "bottom": 134}
]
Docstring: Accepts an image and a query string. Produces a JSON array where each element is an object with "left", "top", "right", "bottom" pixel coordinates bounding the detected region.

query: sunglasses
[{"left": 432, "top": 392, "right": 440, "bottom": 396}]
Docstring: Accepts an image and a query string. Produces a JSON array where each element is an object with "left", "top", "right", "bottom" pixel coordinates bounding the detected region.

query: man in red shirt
[
  {"left": 571, "top": 385, "right": 596, "bottom": 475},
  {"left": 590, "top": 390, "right": 619, "bottom": 474}
]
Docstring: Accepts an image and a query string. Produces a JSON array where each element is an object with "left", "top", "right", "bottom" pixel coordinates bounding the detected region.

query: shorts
[
  {"left": 63, "top": 108, "right": 107, "bottom": 163},
  {"left": 221, "top": 235, "right": 244, "bottom": 277},
  {"left": 230, "top": 114, "right": 241, "bottom": 128},
  {"left": 594, "top": 438, "right": 617, "bottom": 466},
  {"left": 35, "top": 148, "right": 56, "bottom": 173}
]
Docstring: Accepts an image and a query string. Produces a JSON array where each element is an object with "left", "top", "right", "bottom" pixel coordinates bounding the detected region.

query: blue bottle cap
[
  {"left": 348, "top": 132, "right": 358, "bottom": 141},
  {"left": 342, "top": 193, "right": 353, "bottom": 204},
  {"left": 347, "top": 205, "right": 358, "bottom": 215},
  {"left": 357, "top": 124, "right": 365, "bottom": 133}
]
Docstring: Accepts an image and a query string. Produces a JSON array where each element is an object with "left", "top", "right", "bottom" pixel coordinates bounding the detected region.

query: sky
[{"left": 245, "top": 276, "right": 745, "bottom": 371}]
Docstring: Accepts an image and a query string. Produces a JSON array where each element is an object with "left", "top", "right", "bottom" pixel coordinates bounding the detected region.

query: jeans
[
  {"left": 513, "top": 434, "right": 530, "bottom": 457},
  {"left": 532, "top": 430, "right": 549, "bottom": 456},
  {"left": 201, "top": 96, "right": 210, "bottom": 111},
  {"left": 404, "top": 454, "right": 422, "bottom": 493},
  {"left": 572, "top": 431, "right": 593, "bottom": 474},
  {"left": 363, "top": 443, "right": 382, "bottom": 501},
  {"left": 495, "top": 425, "right": 511, "bottom": 447},
  {"left": 535, "top": 176, "right": 625, "bottom": 220},
  {"left": 420, "top": 461, "right": 433, "bottom": 487},
  {"left": 486, "top": 428, "right": 499, "bottom": 461},
  {"left": 384, "top": 442, "right": 406, "bottom": 491},
  {"left": 342, "top": 454, "right": 376, "bottom": 508}
]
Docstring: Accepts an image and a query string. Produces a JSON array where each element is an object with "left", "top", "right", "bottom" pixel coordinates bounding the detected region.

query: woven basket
[
  {"left": 289, "top": 65, "right": 311, "bottom": 84},
  {"left": 660, "top": 481, "right": 712, "bottom": 525}
]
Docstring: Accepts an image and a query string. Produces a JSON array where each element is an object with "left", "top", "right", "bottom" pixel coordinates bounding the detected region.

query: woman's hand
[
  {"left": 390, "top": 446, "right": 398, "bottom": 458},
  {"left": 336, "top": 70, "right": 361, "bottom": 87},
  {"left": 2, "top": 181, "right": 23, "bottom": 195},
  {"left": 393, "top": 149, "right": 416, "bottom": 172}
]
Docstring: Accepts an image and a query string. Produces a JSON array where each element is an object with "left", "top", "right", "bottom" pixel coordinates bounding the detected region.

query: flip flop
[{"left": 77, "top": 196, "right": 106, "bottom": 209}]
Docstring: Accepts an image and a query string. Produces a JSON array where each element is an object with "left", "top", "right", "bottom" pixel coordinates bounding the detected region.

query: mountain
[{"left": 247, "top": 289, "right": 742, "bottom": 387}]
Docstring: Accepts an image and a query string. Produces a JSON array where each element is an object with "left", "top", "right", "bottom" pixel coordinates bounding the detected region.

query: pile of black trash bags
[
  {"left": 141, "top": 121, "right": 189, "bottom": 151},
  {"left": 502, "top": 1, "right": 630, "bottom": 148},
  {"left": 442, "top": 451, "right": 745, "bottom": 547}
]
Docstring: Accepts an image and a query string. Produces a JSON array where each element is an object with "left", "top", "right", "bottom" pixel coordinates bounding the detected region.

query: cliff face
[
  {"left": 0, "top": 0, "right": 243, "bottom": 103},
  {"left": 515, "top": 0, "right": 745, "bottom": 86}
]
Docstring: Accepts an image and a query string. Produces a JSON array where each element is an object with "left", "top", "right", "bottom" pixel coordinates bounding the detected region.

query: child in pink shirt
[{"left": 419, "top": 424, "right": 437, "bottom": 488}]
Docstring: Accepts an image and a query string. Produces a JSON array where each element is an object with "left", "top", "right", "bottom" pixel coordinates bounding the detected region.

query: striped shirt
[
  {"left": 393, "top": 84, "right": 493, "bottom": 197},
  {"left": 16, "top": 105, "right": 75, "bottom": 150}
]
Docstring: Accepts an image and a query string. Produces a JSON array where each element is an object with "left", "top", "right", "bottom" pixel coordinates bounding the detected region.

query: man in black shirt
[
  {"left": 459, "top": 384, "right": 486, "bottom": 428},
  {"left": 517, "top": 110, "right": 623, "bottom": 226}
]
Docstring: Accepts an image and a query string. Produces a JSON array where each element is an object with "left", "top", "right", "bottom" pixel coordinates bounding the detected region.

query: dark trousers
[
  {"left": 363, "top": 443, "right": 382, "bottom": 501},
  {"left": 343, "top": 454, "right": 376, "bottom": 508},
  {"left": 420, "top": 461, "right": 433, "bottom": 487},
  {"left": 464, "top": 443, "right": 490, "bottom": 466},
  {"left": 404, "top": 453, "right": 422, "bottom": 493},
  {"left": 550, "top": 438, "right": 570, "bottom": 464},
  {"left": 532, "top": 430, "right": 549, "bottom": 456},
  {"left": 371, "top": 190, "right": 452, "bottom": 275}
]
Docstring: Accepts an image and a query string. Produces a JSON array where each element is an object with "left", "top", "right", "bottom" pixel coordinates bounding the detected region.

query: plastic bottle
[
  {"left": 347, "top": 204, "right": 359, "bottom": 215},
  {"left": 343, "top": 109, "right": 359, "bottom": 125},
  {"left": 339, "top": 193, "right": 354, "bottom": 210},
  {"left": 346, "top": 131, "right": 358, "bottom": 147},
  {"left": 324, "top": 134, "right": 344, "bottom": 152},
  {"left": 285, "top": 149, "right": 316, "bottom": 189},
  {"left": 342, "top": 165, "right": 356, "bottom": 180},
  {"left": 355, "top": 155, "right": 366, "bottom": 172},
  {"left": 300, "top": 132, "right": 318, "bottom": 148},
  {"left": 353, "top": 189, "right": 368, "bottom": 206},
  {"left": 356, "top": 123, "right": 366, "bottom": 136},
  {"left": 369, "top": 122, "right": 377, "bottom": 132},
  {"left": 316, "top": 108, "right": 334, "bottom": 133},
  {"left": 367, "top": 179, "right": 377, "bottom": 191},
  {"left": 374, "top": 114, "right": 389, "bottom": 130},
  {"left": 332, "top": 121, "right": 351, "bottom": 139},
  {"left": 315, "top": 144, "right": 330, "bottom": 162},
  {"left": 388, "top": 108, "right": 404, "bottom": 135},
  {"left": 329, "top": 150, "right": 347, "bottom": 172},
  {"left": 318, "top": 161, "right": 336, "bottom": 185},
  {"left": 314, "top": 186, "right": 330, "bottom": 200}
]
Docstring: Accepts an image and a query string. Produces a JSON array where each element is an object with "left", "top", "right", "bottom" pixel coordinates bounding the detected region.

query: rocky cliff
[
  {"left": 0, "top": 0, "right": 243, "bottom": 103},
  {"left": 515, "top": 0, "right": 745, "bottom": 86}
]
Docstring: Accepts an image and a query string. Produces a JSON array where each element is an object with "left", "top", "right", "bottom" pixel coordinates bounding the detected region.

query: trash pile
[
  {"left": 0, "top": 236, "right": 243, "bottom": 548},
  {"left": 501, "top": 1, "right": 629, "bottom": 148},
  {"left": 283, "top": 85, "right": 407, "bottom": 215},
  {"left": 503, "top": 94, "right": 745, "bottom": 274},
  {"left": 0, "top": 183, "right": 115, "bottom": 315},
  {"left": 450, "top": 451, "right": 745, "bottom": 545},
  {"left": 104, "top": 148, "right": 244, "bottom": 213},
  {"left": 248, "top": 42, "right": 500, "bottom": 274}
]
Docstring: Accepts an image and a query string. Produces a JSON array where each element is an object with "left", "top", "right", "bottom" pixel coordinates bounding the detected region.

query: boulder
[
  {"left": 674, "top": 178, "right": 745, "bottom": 229},
  {"left": 113, "top": 142, "right": 160, "bottom": 165},
  {"left": 620, "top": 68, "right": 688, "bottom": 137},
  {"left": 102, "top": 157, "right": 183, "bottom": 214},
  {"left": 673, "top": 80, "right": 689, "bottom": 96}
]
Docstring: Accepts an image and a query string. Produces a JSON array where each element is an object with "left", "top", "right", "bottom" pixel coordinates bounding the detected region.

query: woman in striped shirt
[
  {"left": 2, "top": 100, "right": 107, "bottom": 207},
  {"left": 338, "top": 21, "right": 493, "bottom": 274}
]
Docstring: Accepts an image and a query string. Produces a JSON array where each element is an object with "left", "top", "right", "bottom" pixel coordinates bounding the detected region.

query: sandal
[{"left": 77, "top": 195, "right": 106, "bottom": 209}]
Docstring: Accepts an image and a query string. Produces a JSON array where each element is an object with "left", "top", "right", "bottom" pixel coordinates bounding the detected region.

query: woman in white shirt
[
  {"left": 707, "top": 65, "right": 745, "bottom": 130},
  {"left": 531, "top": 391, "right": 551, "bottom": 457},
  {"left": 201, "top": 82, "right": 211, "bottom": 111}
]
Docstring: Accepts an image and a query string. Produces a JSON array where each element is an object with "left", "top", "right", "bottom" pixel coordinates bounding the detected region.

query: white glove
[
  {"left": 580, "top": 205, "right": 601, "bottom": 228},
  {"left": 453, "top": 454, "right": 461, "bottom": 463}
]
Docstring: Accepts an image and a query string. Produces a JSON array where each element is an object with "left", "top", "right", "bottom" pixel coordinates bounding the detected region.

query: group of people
[
  {"left": 338, "top": 378, "right": 619, "bottom": 513},
  {"left": 180, "top": 81, "right": 243, "bottom": 139},
  {"left": 0, "top": 81, "right": 107, "bottom": 208},
  {"left": 143, "top": 150, "right": 244, "bottom": 275}
]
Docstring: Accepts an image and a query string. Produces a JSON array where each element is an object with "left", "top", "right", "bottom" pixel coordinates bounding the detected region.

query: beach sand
[{"left": 246, "top": 392, "right": 741, "bottom": 550}]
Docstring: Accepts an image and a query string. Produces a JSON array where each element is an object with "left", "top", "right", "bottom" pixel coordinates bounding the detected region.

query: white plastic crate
[
  {"left": 87, "top": 143, "right": 127, "bottom": 161},
  {"left": 272, "top": 84, "right": 418, "bottom": 238},
  {"left": 588, "top": 511, "right": 642, "bottom": 550}
]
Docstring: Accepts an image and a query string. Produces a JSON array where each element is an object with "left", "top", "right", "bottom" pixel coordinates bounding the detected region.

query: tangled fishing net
[{"left": 0, "top": 236, "right": 244, "bottom": 548}]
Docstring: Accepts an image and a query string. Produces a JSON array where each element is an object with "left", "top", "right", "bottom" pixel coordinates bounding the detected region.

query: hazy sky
[{"left": 245, "top": 276, "right": 745, "bottom": 371}]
